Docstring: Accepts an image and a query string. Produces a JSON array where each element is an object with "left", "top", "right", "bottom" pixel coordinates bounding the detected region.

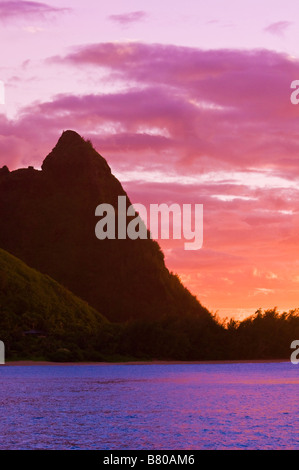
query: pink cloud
[
  {"left": 108, "top": 11, "right": 148, "bottom": 26},
  {"left": 0, "top": 0, "right": 70, "bottom": 21},
  {"left": 56, "top": 42, "right": 299, "bottom": 125},
  {"left": 42, "top": 41, "right": 299, "bottom": 178},
  {"left": 264, "top": 21, "right": 292, "bottom": 37},
  {"left": 126, "top": 179, "right": 299, "bottom": 314},
  {"left": 5, "top": 42, "right": 299, "bottom": 179}
]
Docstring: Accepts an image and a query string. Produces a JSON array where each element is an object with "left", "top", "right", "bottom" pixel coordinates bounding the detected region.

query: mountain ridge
[{"left": 0, "top": 130, "right": 210, "bottom": 322}]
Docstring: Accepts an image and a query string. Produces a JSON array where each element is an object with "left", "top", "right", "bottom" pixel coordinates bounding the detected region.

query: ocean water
[{"left": 0, "top": 362, "right": 298, "bottom": 450}]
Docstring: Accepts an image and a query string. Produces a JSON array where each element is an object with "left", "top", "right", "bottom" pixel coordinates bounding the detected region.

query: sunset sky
[{"left": 1, "top": 0, "right": 299, "bottom": 320}]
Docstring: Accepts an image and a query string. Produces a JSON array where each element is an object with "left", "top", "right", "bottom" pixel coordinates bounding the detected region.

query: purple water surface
[{"left": 0, "top": 362, "right": 298, "bottom": 449}]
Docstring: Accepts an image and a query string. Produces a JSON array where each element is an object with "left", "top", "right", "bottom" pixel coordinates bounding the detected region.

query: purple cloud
[
  {"left": 0, "top": 0, "right": 70, "bottom": 21},
  {"left": 108, "top": 11, "right": 148, "bottom": 26},
  {"left": 26, "top": 42, "right": 299, "bottom": 178},
  {"left": 264, "top": 21, "right": 292, "bottom": 36}
]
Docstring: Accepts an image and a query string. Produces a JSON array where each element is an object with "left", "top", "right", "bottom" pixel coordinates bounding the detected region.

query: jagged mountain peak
[
  {"left": 0, "top": 131, "right": 209, "bottom": 322},
  {"left": 58, "top": 129, "right": 85, "bottom": 144},
  {"left": 41, "top": 130, "right": 111, "bottom": 179}
]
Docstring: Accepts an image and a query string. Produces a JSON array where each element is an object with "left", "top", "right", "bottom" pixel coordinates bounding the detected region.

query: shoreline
[{"left": 2, "top": 359, "right": 289, "bottom": 366}]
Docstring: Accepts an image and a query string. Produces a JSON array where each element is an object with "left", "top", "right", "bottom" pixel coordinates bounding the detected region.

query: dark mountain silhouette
[{"left": 0, "top": 130, "right": 210, "bottom": 322}]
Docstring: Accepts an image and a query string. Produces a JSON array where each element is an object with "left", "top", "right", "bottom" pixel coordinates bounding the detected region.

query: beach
[{"left": 3, "top": 359, "right": 289, "bottom": 366}]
